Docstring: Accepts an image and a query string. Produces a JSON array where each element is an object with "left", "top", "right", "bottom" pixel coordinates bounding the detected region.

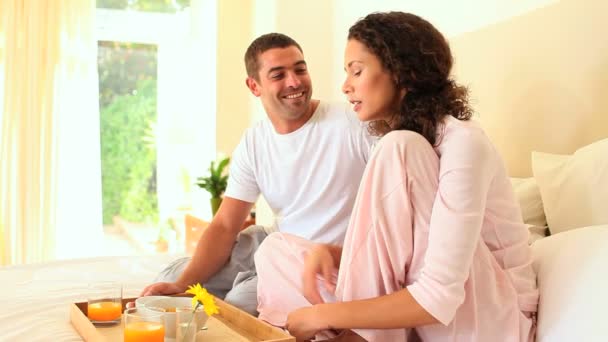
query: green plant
[
  {"left": 196, "top": 157, "right": 230, "bottom": 199},
  {"left": 100, "top": 78, "right": 158, "bottom": 224},
  {"left": 196, "top": 157, "right": 230, "bottom": 216}
]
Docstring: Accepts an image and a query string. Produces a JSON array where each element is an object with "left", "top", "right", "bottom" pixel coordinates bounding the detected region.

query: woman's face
[{"left": 342, "top": 39, "right": 402, "bottom": 122}]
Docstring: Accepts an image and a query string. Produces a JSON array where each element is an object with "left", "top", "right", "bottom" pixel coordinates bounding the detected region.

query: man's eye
[
  {"left": 354, "top": 70, "right": 362, "bottom": 76},
  {"left": 271, "top": 74, "right": 283, "bottom": 79},
  {"left": 295, "top": 68, "right": 307, "bottom": 74}
]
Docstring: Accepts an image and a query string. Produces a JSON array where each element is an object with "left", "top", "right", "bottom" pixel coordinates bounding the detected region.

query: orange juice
[
  {"left": 87, "top": 301, "right": 122, "bottom": 321},
  {"left": 124, "top": 321, "right": 165, "bottom": 342}
]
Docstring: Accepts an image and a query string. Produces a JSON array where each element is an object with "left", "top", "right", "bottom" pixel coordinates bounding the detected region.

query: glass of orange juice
[
  {"left": 87, "top": 281, "right": 122, "bottom": 325},
  {"left": 124, "top": 307, "right": 165, "bottom": 342}
]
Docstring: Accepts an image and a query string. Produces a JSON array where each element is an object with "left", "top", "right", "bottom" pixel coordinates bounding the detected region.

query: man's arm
[
  {"left": 141, "top": 197, "right": 253, "bottom": 295},
  {"left": 176, "top": 197, "right": 254, "bottom": 287}
]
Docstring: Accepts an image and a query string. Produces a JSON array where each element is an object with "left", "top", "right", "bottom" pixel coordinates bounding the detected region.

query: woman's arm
[
  {"left": 286, "top": 288, "right": 438, "bottom": 339},
  {"left": 406, "top": 129, "right": 497, "bottom": 325},
  {"left": 319, "top": 288, "right": 438, "bottom": 329},
  {"left": 288, "top": 128, "right": 498, "bottom": 340}
]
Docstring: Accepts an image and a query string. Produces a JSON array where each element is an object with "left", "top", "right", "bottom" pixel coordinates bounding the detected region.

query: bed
[
  {"left": 508, "top": 136, "right": 608, "bottom": 342},
  {"left": 1, "top": 183, "right": 607, "bottom": 342},
  {"left": 2, "top": 0, "right": 607, "bottom": 341},
  {"left": 0, "top": 254, "right": 180, "bottom": 341},
  {"left": 448, "top": 0, "right": 608, "bottom": 339}
]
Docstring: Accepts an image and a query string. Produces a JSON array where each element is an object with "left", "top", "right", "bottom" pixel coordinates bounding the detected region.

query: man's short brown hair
[{"left": 244, "top": 33, "right": 303, "bottom": 81}]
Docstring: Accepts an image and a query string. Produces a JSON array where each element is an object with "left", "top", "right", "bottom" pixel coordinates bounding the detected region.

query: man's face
[{"left": 247, "top": 46, "right": 313, "bottom": 122}]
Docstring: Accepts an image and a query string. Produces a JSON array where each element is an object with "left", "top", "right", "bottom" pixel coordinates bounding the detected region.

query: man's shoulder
[
  {"left": 317, "top": 101, "right": 349, "bottom": 118},
  {"left": 241, "top": 118, "right": 271, "bottom": 141},
  {"left": 315, "top": 101, "right": 362, "bottom": 128}
]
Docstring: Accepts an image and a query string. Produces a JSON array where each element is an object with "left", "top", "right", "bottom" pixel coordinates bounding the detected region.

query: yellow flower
[{"left": 186, "top": 283, "right": 219, "bottom": 317}]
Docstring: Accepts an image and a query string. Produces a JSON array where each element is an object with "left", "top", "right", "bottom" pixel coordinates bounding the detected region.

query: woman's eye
[{"left": 354, "top": 70, "right": 361, "bottom": 76}]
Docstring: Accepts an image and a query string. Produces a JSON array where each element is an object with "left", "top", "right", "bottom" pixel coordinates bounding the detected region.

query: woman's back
[{"left": 433, "top": 115, "right": 539, "bottom": 313}]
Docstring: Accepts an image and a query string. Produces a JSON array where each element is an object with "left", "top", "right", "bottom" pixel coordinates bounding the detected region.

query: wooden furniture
[
  {"left": 184, "top": 214, "right": 210, "bottom": 255},
  {"left": 70, "top": 296, "right": 294, "bottom": 341},
  {"left": 185, "top": 214, "right": 255, "bottom": 255}
]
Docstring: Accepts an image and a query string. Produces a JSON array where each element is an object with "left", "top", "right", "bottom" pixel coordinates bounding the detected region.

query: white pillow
[
  {"left": 532, "top": 138, "right": 608, "bottom": 234},
  {"left": 510, "top": 177, "right": 547, "bottom": 228},
  {"left": 532, "top": 225, "right": 608, "bottom": 342}
]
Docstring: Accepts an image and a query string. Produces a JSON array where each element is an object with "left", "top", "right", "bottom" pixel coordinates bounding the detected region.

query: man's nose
[{"left": 285, "top": 72, "right": 302, "bottom": 88}]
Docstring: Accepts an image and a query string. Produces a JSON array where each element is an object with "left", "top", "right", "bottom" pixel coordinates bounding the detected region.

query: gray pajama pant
[{"left": 154, "top": 225, "right": 269, "bottom": 316}]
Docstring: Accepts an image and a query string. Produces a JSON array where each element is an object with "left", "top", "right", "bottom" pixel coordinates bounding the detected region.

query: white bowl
[
  {"left": 143, "top": 296, "right": 209, "bottom": 339},
  {"left": 134, "top": 295, "right": 170, "bottom": 309}
]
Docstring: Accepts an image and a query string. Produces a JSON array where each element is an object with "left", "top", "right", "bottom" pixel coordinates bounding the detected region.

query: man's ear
[{"left": 245, "top": 77, "right": 261, "bottom": 97}]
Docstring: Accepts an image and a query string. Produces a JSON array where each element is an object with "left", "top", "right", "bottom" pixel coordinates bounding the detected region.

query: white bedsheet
[{"left": 0, "top": 254, "right": 182, "bottom": 341}]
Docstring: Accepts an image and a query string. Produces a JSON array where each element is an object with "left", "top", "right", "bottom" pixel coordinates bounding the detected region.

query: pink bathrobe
[{"left": 255, "top": 116, "right": 539, "bottom": 341}]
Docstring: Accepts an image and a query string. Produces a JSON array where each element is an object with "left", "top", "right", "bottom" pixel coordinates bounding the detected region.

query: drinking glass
[
  {"left": 124, "top": 307, "right": 165, "bottom": 342},
  {"left": 87, "top": 281, "right": 122, "bottom": 325},
  {"left": 175, "top": 306, "right": 199, "bottom": 342}
]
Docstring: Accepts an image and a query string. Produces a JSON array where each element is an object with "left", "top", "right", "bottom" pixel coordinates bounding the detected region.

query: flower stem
[{"left": 183, "top": 302, "right": 201, "bottom": 341}]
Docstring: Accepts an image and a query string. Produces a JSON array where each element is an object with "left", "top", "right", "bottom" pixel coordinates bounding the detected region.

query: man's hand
[
  {"left": 302, "top": 244, "right": 337, "bottom": 305},
  {"left": 140, "top": 282, "right": 186, "bottom": 297},
  {"left": 139, "top": 198, "right": 253, "bottom": 299},
  {"left": 286, "top": 306, "right": 329, "bottom": 341}
]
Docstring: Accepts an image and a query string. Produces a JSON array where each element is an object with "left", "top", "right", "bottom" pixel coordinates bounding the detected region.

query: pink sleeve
[{"left": 407, "top": 128, "right": 496, "bottom": 325}]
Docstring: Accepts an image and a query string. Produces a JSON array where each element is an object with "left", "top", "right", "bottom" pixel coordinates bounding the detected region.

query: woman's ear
[
  {"left": 399, "top": 88, "right": 407, "bottom": 101},
  {"left": 392, "top": 75, "right": 407, "bottom": 101}
]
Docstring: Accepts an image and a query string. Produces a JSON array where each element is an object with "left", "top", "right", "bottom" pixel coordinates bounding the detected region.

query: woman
[{"left": 255, "top": 12, "right": 538, "bottom": 341}]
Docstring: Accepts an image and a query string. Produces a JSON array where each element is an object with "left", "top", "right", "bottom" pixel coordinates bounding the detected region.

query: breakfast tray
[{"left": 70, "top": 297, "right": 294, "bottom": 341}]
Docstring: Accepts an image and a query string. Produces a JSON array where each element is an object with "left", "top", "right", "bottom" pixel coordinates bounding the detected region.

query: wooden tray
[{"left": 70, "top": 297, "right": 294, "bottom": 341}]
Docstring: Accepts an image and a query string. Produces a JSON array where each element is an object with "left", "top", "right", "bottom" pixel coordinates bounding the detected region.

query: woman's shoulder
[
  {"left": 436, "top": 115, "right": 496, "bottom": 162},
  {"left": 438, "top": 115, "right": 489, "bottom": 147}
]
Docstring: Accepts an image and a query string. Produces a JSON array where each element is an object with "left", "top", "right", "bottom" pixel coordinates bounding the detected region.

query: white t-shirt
[{"left": 225, "top": 101, "right": 375, "bottom": 245}]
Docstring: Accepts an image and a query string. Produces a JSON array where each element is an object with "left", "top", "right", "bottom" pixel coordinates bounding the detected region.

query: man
[{"left": 141, "top": 33, "right": 374, "bottom": 315}]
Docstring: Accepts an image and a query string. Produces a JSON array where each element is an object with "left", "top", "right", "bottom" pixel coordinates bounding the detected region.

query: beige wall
[
  {"left": 214, "top": 0, "right": 601, "bottom": 225},
  {"left": 215, "top": 0, "right": 564, "bottom": 154},
  {"left": 450, "top": 0, "right": 608, "bottom": 176},
  {"left": 275, "top": 1, "right": 335, "bottom": 103},
  {"left": 213, "top": 0, "right": 608, "bottom": 226},
  {"left": 216, "top": 0, "right": 253, "bottom": 156}
]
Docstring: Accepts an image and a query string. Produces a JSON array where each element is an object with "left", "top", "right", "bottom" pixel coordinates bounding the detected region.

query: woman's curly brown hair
[{"left": 348, "top": 12, "right": 473, "bottom": 145}]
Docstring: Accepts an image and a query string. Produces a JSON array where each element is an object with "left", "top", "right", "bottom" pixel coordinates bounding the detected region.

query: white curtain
[{"left": 0, "top": 0, "right": 102, "bottom": 265}]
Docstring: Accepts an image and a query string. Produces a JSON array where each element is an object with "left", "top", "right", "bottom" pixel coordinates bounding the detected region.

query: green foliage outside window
[
  {"left": 98, "top": 41, "right": 158, "bottom": 225},
  {"left": 97, "top": 0, "right": 191, "bottom": 225},
  {"left": 97, "top": 0, "right": 190, "bottom": 13}
]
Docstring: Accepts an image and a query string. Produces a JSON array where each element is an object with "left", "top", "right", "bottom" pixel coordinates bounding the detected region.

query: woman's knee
[{"left": 254, "top": 232, "right": 289, "bottom": 267}]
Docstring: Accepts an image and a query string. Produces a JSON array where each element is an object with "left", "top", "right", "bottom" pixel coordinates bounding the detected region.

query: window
[
  {"left": 96, "top": 0, "right": 217, "bottom": 254},
  {"left": 98, "top": 40, "right": 159, "bottom": 227}
]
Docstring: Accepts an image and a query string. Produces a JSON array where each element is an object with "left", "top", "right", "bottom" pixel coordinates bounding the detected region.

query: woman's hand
[
  {"left": 302, "top": 244, "right": 338, "bottom": 305},
  {"left": 285, "top": 306, "right": 329, "bottom": 340}
]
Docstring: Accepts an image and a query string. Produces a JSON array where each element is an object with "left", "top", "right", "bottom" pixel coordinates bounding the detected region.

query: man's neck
[{"left": 271, "top": 100, "right": 320, "bottom": 135}]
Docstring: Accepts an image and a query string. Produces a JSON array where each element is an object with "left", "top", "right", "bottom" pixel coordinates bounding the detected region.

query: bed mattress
[{"left": 0, "top": 254, "right": 181, "bottom": 341}]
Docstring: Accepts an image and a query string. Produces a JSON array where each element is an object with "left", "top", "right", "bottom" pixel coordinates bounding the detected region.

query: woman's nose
[{"left": 342, "top": 79, "right": 351, "bottom": 94}]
